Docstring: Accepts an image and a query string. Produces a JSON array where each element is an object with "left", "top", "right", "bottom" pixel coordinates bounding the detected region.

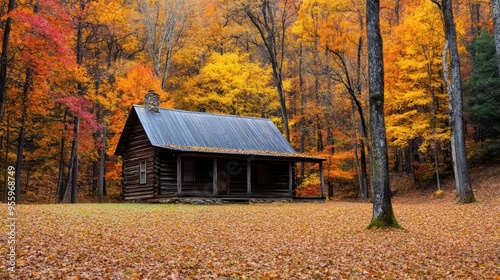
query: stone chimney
[{"left": 145, "top": 90, "right": 160, "bottom": 113}]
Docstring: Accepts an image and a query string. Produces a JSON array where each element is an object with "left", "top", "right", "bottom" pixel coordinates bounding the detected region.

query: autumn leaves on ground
[{"left": 1, "top": 169, "right": 499, "bottom": 279}]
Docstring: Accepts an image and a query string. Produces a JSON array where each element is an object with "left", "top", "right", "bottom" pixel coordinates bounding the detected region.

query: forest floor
[{"left": 1, "top": 163, "right": 499, "bottom": 279}]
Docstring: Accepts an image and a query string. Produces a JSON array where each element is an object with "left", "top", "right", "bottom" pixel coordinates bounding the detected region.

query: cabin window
[
  {"left": 183, "top": 159, "right": 195, "bottom": 182},
  {"left": 140, "top": 161, "right": 147, "bottom": 184}
]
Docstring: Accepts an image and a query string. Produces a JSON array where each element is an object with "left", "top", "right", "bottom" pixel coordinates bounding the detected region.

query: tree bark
[
  {"left": 0, "top": 0, "right": 15, "bottom": 117},
  {"left": 299, "top": 43, "right": 306, "bottom": 179},
  {"left": 55, "top": 109, "right": 67, "bottom": 203},
  {"left": 244, "top": 0, "right": 291, "bottom": 141},
  {"left": 71, "top": 145, "right": 78, "bottom": 203},
  {"left": 3, "top": 113, "right": 11, "bottom": 203},
  {"left": 138, "top": 0, "right": 192, "bottom": 89},
  {"left": 64, "top": 16, "right": 85, "bottom": 204},
  {"left": 359, "top": 118, "right": 369, "bottom": 200},
  {"left": 439, "top": 0, "right": 476, "bottom": 203},
  {"left": 366, "top": 0, "right": 400, "bottom": 229},
  {"left": 428, "top": 61, "right": 442, "bottom": 190},
  {"left": 328, "top": 46, "right": 369, "bottom": 200},
  {"left": 492, "top": 0, "right": 500, "bottom": 75},
  {"left": 63, "top": 117, "right": 79, "bottom": 203},
  {"left": 98, "top": 125, "right": 106, "bottom": 203},
  {"left": 14, "top": 68, "right": 32, "bottom": 203}
]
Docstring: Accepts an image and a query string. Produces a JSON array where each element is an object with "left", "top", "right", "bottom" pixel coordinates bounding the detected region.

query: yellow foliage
[
  {"left": 180, "top": 52, "right": 279, "bottom": 117},
  {"left": 385, "top": 0, "right": 449, "bottom": 151}
]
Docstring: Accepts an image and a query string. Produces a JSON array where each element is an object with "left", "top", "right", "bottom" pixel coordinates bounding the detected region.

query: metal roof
[{"left": 115, "top": 105, "right": 324, "bottom": 161}]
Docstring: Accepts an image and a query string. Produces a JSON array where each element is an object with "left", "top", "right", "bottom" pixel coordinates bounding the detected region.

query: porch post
[
  {"left": 288, "top": 161, "right": 293, "bottom": 197},
  {"left": 213, "top": 157, "right": 218, "bottom": 195},
  {"left": 319, "top": 161, "right": 325, "bottom": 198},
  {"left": 177, "top": 154, "right": 182, "bottom": 195},
  {"left": 247, "top": 158, "right": 252, "bottom": 195}
]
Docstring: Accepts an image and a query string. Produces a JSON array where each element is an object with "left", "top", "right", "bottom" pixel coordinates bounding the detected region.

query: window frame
[{"left": 139, "top": 160, "right": 147, "bottom": 184}]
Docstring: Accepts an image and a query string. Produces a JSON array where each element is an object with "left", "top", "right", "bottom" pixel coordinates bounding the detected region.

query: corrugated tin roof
[
  {"left": 136, "top": 105, "right": 294, "bottom": 151},
  {"left": 115, "top": 105, "right": 324, "bottom": 161}
]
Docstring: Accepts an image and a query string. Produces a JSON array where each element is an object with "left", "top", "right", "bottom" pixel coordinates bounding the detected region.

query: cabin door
[{"left": 217, "top": 159, "right": 229, "bottom": 195}]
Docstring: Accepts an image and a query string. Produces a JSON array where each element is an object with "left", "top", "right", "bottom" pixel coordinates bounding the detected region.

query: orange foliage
[{"left": 0, "top": 0, "right": 495, "bottom": 202}]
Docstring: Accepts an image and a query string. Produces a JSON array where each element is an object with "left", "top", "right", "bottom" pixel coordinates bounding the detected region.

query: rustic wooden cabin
[{"left": 114, "top": 91, "right": 325, "bottom": 201}]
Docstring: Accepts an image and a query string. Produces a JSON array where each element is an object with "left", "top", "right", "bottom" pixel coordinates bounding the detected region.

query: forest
[{"left": 1, "top": 0, "right": 500, "bottom": 203}]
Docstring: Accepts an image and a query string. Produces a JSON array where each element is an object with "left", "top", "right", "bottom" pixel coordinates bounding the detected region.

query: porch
[{"left": 154, "top": 151, "right": 325, "bottom": 200}]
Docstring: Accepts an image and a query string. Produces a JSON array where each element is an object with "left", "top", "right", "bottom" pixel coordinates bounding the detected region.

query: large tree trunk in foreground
[
  {"left": 366, "top": 0, "right": 401, "bottom": 229},
  {"left": 492, "top": 0, "right": 500, "bottom": 76},
  {"left": 438, "top": 0, "right": 475, "bottom": 203}
]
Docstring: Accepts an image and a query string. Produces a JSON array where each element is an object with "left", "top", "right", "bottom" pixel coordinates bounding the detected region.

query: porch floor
[{"left": 146, "top": 194, "right": 325, "bottom": 204}]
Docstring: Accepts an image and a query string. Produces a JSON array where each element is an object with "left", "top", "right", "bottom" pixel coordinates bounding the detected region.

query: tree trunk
[
  {"left": 351, "top": 102, "right": 362, "bottom": 197},
  {"left": 98, "top": 125, "right": 106, "bottom": 203},
  {"left": 3, "top": 113, "right": 10, "bottom": 203},
  {"left": 14, "top": 68, "right": 32, "bottom": 203},
  {"left": 244, "top": 0, "right": 290, "bottom": 141},
  {"left": 92, "top": 162, "right": 98, "bottom": 193},
  {"left": 55, "top": 109, "right": 68, "bottom": 203},
  {"left": 92, "top": 103, "right": 102, "bottom": 194},
  {"left": 63, "top": 17, "right": 85, "bottom": 204},
  {"left": 326, "top": 125, "right": 335, "bottom": 154},
  {"left": 428, "top": 61, "right": 442, "bottom": 190},
  {"left": 440, "top": 0, "right": 476, "bottom": 203},
  {"left": 366, "top": 0, "right": 400, "bottom": 229},
  {"left": 393, "top": 147, "right": 400, "bottom": 172},
  {"left": 298, "top": 43, "right": 306, "bottom": 179},
  {"left": 138, "top": 0, "right": 192, "bottom": 90},
  {"left": 394, "top": 0, "right": 401, "bottom": 25},
  {"left": 63, "top": 117, "right": 79, "bottom": 203},
  {"left": 469, "top": 3, "right": 481, "bottom": 36},
  {"left": 492, "top": 0, "right": 500, "bottom": 75},
  {"left": 0, "top": 0, "right": 15, "bottom": 116},
  {"left": 71, "top": 145, "right": 78, "bottom": 203},
  {"left": 359, "top": 120, "right": 369, "bottom": 200},
  {"left": 316, "top": 117, "right": 323, "bottom": 152}
]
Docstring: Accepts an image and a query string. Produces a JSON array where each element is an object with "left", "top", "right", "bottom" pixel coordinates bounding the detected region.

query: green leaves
[{"left": 464, "top": 30, "right": 500, "bottom": 158}]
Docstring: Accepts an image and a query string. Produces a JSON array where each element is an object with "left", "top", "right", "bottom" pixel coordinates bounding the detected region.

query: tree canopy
[{"left": 0, "top": 0, "right": 497, "bottom": 203}]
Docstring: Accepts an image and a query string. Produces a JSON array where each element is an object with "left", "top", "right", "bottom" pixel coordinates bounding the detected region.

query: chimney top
[{"left": 145, "top": 90, "right": 160, "bottom": 113}]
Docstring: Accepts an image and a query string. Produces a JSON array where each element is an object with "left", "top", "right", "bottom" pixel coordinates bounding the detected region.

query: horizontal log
[
  {"left": 124, "top": 179, "right": 153, "bottom": 186},
  {"left": 123, "top": 151, "right": 155, "bottom": 161},
  {"left": 159, "top": 188, "right": 178, "bottom": 193},
  {"left": 123, "top": 185, "right": 154, "bottom": 192},
  {"left": 159, "top": 168, "right": 176, "bottom": 173},
  {"left": 123, "top": 191, "right": 154, "bottom": 197},
  {"left": 159, "top": 177, "right": 176, "bottom": 182},
  {"left": 124, "top": 194, "right": 154, "bottom": 200}
]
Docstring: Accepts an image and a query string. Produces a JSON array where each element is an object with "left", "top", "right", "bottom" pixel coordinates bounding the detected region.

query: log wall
[
  {"left": 122, "top": 122, "right": 156, "bottom": 200},
  {"left": 251, "top": 161, "right": 290, "bottom": 196},
  {"left": 181, "top": 157, "right": 213, "bottom": 195},
  {"left": 226, "top": 159, "right": 247, "bottom": 194},
  {"left": 158, "top": 151, "right": 177, "bottom": 195}
]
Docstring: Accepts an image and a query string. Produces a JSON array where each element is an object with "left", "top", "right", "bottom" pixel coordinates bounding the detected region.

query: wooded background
[{"left": 0, "top": 0, "right": 499, "bottom": 203}]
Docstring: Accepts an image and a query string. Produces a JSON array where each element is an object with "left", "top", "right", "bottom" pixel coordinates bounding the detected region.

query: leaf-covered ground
[{"left": 2, "top": 193, "right": 499, "bottom": 279}]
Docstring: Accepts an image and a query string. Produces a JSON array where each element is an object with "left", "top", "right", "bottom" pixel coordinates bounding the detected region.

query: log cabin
[{"left": 114, "top": 91, "right": 325, "bottom": 202}]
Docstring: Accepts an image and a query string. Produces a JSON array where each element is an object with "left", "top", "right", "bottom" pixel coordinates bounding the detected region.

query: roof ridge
[{"left": 133, "top": 105, "right": 271, "bottom": 121}]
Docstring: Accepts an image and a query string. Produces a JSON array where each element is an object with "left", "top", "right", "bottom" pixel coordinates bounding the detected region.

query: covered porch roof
[{"left": 160, "top": 143, "right": 325, "bottom": 162}]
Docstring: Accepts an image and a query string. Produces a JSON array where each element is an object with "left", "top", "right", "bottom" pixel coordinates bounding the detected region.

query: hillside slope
[{"left": 390, "top": 162, "right": 500, "bottom": 204}]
